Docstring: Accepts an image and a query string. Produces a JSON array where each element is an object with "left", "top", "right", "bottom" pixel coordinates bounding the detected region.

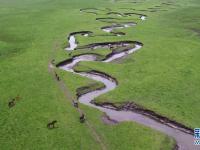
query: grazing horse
[
  {"left": 80, "top": 113, "right": 85, "bottom": 123},
  {"left": 8, "top": 99, "right": 15, "bottom": 108},
  {"left": 73, "top": 100, "right": 78, "bottom": 108},
  {"left": 47, "top": 120, "right": 57, "bottom": 129},
  {"left": 55, "top": 72, "right": 60, "bottom": 81}
]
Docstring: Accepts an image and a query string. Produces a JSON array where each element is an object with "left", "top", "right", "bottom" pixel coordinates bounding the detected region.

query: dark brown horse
[
  {"left": 47, "top": 120, "right": 57, "bottom": 129},
  {"left": 80, "top": 113, "right": 85, "bottom": 123},
  {"left": 55, "top": 72, "right": 60, "bottom": 81},
  {"left": 8, "top": 95, "right": 21, "bottom": 108},
  {"left": 73, "top": 100, "right": 78, "bottom": 108},
  {"left": 8, "top": 99, "right": 15, "bottom": 108}
]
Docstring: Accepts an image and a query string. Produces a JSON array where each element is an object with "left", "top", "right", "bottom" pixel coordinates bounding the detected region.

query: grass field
[
  {"left": 0, "top": 0, "right": 199, "bottom": 149},
  {"left": 74, "top": 0, "right": 200, "bottom": 128}
]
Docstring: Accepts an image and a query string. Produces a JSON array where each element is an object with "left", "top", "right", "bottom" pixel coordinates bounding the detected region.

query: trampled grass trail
[{"left": 48, "top": 47, "right": 107, "bottom": 150}]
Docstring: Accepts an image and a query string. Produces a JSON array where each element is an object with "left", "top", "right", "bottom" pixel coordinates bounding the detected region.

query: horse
[
  {"left": 73, "top": 100, "right": 78, "bottom": 108},
  {"left": 80, "top": 113, "right": 85, "bottom": 123},
  {"left": 47, "top": 120, "right": 57, "bottom": 129},
  {"left": 55, "top": 72, "right": 60, "bottom": 81},
  {"left": 8, "top": 99, "right": 15, "bottom": 108}
]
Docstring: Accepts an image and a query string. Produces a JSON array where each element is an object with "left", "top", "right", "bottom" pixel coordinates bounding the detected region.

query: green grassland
[
  {"left": 74, "top": 0, "right": 200, "bottom": 128},
  {"left": 0, "top": 0, "right": 199, "bottom": 149}
]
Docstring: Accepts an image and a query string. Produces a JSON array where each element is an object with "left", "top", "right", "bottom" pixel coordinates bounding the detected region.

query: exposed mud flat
[{"left": 102, "top": 113, "right": 118, "bottom": 125}]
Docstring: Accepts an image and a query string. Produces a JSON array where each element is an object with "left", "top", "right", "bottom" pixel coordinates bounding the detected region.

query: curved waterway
[{"left": 57, "top": 8, "right": 195, "bottom": 150}]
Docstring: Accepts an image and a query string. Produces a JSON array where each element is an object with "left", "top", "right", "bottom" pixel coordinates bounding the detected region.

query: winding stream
[{"left": 57, "top": 8, "right": 195, "bottom": 150}]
